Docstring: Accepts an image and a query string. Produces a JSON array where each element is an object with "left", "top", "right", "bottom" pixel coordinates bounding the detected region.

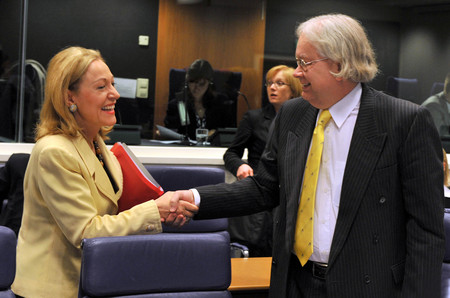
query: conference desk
[{"left": 229, "top": 257, "right": 272, "bottom": 297}]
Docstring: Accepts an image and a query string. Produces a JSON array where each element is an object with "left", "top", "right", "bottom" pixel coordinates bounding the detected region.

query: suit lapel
[
  {"left": 72, "top": 136, "right": 118, "bottom": 204},
  {"left": 328, "top": 86, "right": 387, "bottom": 267}
]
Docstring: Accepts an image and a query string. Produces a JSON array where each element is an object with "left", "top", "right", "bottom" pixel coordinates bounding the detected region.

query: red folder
[{"left": 111, "top": 142, "right": 164, "bottom": 212}]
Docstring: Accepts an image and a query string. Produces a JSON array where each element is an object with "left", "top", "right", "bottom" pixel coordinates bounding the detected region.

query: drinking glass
[{"left": 195, "top": 128, "right": 209, "bottom": 146}]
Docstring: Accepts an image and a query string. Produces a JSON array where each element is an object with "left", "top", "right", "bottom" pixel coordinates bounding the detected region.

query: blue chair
[
  {"left": 79, "top": 232, "right": 231, "bottom": 297},
  {"left": 431, "top": 82, "right": 445, "bottom": 96},
  {"left": 385, "top": 76, "right": 420, "bottom": 104},
  {"left": 0, "top": 226, "right": 16, "bottom": 298},
  {"left": 146, "top": 165, "right": 249, "bottom": 256},
  {"left": 147, "top": 165, "right": 225, "bottom": 191}
]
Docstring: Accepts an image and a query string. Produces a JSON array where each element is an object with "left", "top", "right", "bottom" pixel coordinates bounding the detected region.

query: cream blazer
[{"left": 12, "top": 134, "right": 162, "bottom": 298}]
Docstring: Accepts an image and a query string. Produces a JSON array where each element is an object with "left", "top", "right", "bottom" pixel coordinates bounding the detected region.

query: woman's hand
[{"left": 236, "top": 164, "right": 254, "bottom": 180}]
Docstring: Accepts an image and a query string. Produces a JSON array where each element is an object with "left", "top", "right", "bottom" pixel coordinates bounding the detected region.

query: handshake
[{"left": 155, "top": 190, "right": 198, "bottom": 227}]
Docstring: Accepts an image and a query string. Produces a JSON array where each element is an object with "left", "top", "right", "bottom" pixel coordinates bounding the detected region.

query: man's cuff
[{"left": 190, "top": 188, "right": 201, "bottom": 206}]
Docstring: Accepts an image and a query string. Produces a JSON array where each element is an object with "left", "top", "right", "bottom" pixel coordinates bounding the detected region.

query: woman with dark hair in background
[
  {"left": 164, "top": 59, "right": 229, "bottom": 140},
  {"left": 223, "top": 65, "right": 302, "bottom": 257}
]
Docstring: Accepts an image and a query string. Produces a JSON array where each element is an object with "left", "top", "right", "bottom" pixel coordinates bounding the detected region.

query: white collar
[{"left": 328, "top": 83, "right": 362, "bottom": 128}]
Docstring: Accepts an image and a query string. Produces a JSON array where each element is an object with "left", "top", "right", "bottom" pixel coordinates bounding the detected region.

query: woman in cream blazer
[{"left": 11, "top": 47, "right": 197, "bottom": 298}]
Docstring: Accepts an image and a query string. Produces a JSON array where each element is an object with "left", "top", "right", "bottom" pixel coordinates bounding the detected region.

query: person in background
[
  {"left": 11, "top": 46, "right": 196, "bottom": 298},
  {"left": 444, "top": 149, "right": 450, "bottom": 208},
  {"left": 168, "top": 13, "right": 444, "bottom": 297},
  {"left": 0, "top": 153, "right": 30, "bottom": 236},
  {"left": 223, "top": 65, "right": 302, "bottom": 257},
  {"left": 164, "top": 59, "right": 229, "bottom": 140},
  {"left": 422, "top": 72, "right": 450, "bottom": 136}
]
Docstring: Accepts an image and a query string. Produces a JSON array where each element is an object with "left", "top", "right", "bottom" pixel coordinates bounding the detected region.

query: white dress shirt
[{"left": 309, "top": 83, "right": 362, "bottom": 263}]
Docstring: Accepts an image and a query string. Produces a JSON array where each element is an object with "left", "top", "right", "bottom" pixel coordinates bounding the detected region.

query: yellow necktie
[{"left": 294, "top": 109, "right": 332, "bottom": 266}]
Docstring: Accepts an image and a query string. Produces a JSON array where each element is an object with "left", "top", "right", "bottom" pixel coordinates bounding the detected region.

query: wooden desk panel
[{"left": 229, "top": 257, "right": 272, "bottom": 291}]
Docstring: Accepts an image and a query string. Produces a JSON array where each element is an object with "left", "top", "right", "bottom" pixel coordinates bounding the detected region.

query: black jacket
[
  {"left": 223, "top": 104, "right": 276, "bottom": 257},
  {"left": 223, "top": 104, "right": 276, "bottom": 174},
  {"left": 196, "top": 84, "right": 444, "bottom": 297},
  {"left": 0, "top": 153, "right": 30, "bottom": 236},
  {"left": 164, "top": 90, "right": 230, "bottom": 140}
]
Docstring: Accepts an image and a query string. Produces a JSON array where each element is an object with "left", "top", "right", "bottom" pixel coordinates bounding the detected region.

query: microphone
[{"left": 236, "top": 90, "right": 250, "bottom": 110}]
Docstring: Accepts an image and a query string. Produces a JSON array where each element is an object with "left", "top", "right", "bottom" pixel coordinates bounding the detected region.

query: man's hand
[
  {"left": 237, "top": 164, "right": 254, "bottom": 180},
  {"left": 155, "top": 191, "right": 198, "bottom": 227}
]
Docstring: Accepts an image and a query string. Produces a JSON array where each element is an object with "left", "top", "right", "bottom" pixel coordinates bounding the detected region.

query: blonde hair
[
  {"left": 35, "top": 46, "right": 112, "bottom": 141},
  {"left": 266, "top": 65, "right": 302, "bottom": 98},
  {"left": 444, "top": 149, "right": 450, "bottom": 187},
  {"left": 296, "top": 13, "right": 378, "bottom": 83}
]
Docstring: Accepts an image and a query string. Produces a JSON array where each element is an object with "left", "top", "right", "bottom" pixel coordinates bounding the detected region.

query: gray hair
[{"left": 296, "top": 14, "right": 378, "bottom": 83}]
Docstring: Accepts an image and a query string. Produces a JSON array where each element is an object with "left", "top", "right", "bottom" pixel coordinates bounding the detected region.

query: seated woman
[
  {"left": 11, "top": 46, "right": 196, "bottom": 298},
  {"left": 164, "top": 59, "right": 229, "bottom": 140},
  {"left": 223, "top": 65, "right": 302, "bottom": 256}
]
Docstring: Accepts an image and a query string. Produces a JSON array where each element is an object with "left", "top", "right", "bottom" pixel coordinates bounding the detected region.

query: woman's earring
[{"left": 69, "top": 104, "right": 78, "bottom": 113}]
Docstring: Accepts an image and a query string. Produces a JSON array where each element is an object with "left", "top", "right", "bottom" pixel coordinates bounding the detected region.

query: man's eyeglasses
[
  {"left": 296, "top": 57, "right": 328, "bottom": 72},
  {"left": 265, "top": 81, "right": 289, "bottom": 88}
]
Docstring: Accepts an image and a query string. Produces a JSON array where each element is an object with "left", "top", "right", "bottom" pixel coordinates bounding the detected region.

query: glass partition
[
  {"left": 0, "top": 0, "right": 449, "bottom": 145},
  {"left": 0, "top": 0, "right": 25, "bottom": 142}
]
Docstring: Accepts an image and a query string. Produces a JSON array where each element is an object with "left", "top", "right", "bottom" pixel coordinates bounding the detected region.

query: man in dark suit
[{"left": 168, "top": 13, "right": 444, "bottom": 297}]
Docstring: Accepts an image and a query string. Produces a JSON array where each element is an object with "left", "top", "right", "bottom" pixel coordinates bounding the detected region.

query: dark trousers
[{"left": 287, "top": 254, "right": 327, "bottom": 298}]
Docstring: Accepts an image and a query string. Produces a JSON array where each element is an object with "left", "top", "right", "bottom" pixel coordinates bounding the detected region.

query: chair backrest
[
  {"left": 146, "top": 165, "right": 228, "bottom": 233},
  {"left": 79, "top": 232, "right": 231, "bottom": 298},
  {"left": 442, "top": 209, "right": 450, "bottom": 297},
  {"left": 0, "top": 226, "right": 16, "bottom": 298},
  {"left": 430, "top": 82, "right": 445, "bottom": 96},
  {"left": 147, "top": 165, "right": 225, "bottom": 191},
  {"left": 169, "top": 68, "right": 242, "bottom": 127},
  {"left": 385, "top": 76, "right": 420, "bottom": 104}
]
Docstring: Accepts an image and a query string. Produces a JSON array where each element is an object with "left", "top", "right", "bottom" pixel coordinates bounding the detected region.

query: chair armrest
[{"left": 0, "top": 226, "right": 16, "bottom": 289}]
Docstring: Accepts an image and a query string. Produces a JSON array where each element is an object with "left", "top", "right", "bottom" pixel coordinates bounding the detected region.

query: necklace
[{"left": 93, "top": 141, "right": 104, "bottom": 167}]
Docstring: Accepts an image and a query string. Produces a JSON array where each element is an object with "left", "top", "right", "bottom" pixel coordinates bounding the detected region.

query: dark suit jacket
[
  {"left": 223, "top": 104, "right": 276, "bottom": 257},
  {"left": 0, "top": 153, "right": 30, "bottom": 236},
  {"left": 223, "top": 104, "right": 276, "bottom": 174},
  {"left": 195, "top": 84, "right": 445, "bottom": 297}
]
